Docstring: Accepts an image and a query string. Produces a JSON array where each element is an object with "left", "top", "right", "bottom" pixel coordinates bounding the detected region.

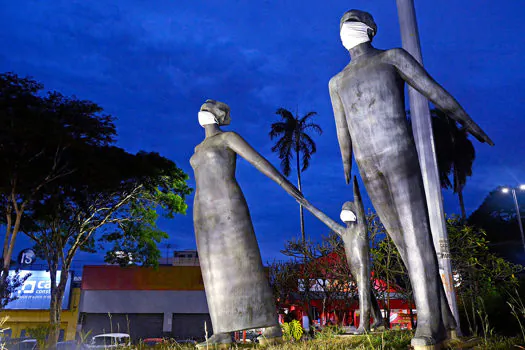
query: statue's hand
[
  {"left": 292, "top": 187, "right": 305, "bottom": 203},
  {"left": 297, "top": 197, "right": 309, "bottom": 209},
  {"left": 465, "top": 122, "right": 495, "bottom": 146}
]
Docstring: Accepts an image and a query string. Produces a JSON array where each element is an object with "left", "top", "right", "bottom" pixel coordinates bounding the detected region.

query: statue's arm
[
  {"left": 329, "top": 76, "right": 353, "bottom": 184},
  {"left": 225, "top": 132, "right": 304, "bottom": 202},
  {"left": 389, "top": 48, "right": 494, "bottom": 146},
  {"left": 301, "top": 201, "right": 344, "bottom": 236}
]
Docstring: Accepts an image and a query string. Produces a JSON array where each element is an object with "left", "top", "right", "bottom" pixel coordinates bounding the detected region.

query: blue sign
[{"left": 4, "top": 270, "right": 72, "bottom": 310}]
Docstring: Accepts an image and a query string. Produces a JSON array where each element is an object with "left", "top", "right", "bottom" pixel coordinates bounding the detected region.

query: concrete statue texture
[
  {"left": 329, "top": 9, "right": 494, "bottom": 347},
  {"left": 190, "top": 100, "right": 303, "bottom": 343},
  {"left": 301, "top": 176, "right": 383, "bottom": 333}
]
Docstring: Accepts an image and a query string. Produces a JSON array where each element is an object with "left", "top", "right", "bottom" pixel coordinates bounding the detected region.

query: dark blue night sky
[{"left": 1, "top": 1, "right": 524, "bottom": 265}]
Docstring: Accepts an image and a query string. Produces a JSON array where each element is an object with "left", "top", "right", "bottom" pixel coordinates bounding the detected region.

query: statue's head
[
  {"left": 340, "top": 201, "right": 358, "bottom": 224},
  {"left": 200, "top": 99, "right": 231, "bottom": 126},
  {"left": 340, "top": 9, "right": 377, "bottom": 41}
]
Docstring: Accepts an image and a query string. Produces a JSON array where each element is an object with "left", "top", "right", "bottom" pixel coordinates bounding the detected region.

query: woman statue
[{"left": 190, "top": 100, "right": 303, "bottom": 348}]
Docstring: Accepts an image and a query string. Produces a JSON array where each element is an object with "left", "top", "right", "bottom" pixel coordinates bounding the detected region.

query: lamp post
[
  {"left": 501, "top": 185, "right": 525, "bottom": 255},
  {"left": 395, "top": 0, "right": 461, "bottom": 334}
]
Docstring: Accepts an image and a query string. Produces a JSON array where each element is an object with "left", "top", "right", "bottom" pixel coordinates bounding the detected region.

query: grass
[{"left": 120, "top": 331, "right": 525, "bottom": 350}]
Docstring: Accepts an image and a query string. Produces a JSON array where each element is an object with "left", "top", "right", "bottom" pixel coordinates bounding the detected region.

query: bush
[
  {"left": 281, "top": 320, "right": 303, "bottom": 342},
  {"left": 314, "top": 325, "right": 343, "bottom": 340}
]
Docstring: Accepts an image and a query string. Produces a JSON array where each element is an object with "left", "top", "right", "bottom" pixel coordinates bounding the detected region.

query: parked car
[
  {"left": 8, "top": 339, "right": 38, "bottom": 350},
  {"left": 142, "top": 338, "right": 166, "bottom": 347},
  {"left": 56, "top": 340, "right": 79, "bottom": 350},
  {"left": 84, "top": 333, "right": 131, "bottom": 349}
]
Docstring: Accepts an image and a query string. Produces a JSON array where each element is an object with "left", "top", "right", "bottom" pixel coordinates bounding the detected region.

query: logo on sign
[{"left": 18, "top": 248, "right": 36, "bottom": 266}]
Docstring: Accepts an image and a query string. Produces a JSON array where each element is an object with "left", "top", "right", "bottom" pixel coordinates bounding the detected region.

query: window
[
  {"left": 1, "top": 329, "right": 12, "bottom": 339},
  {"left": 58, "top": 329, "right": 65, "bottom": 342},
  {"left": 20, "top": 329, "right": 26, "bottom": 338}
]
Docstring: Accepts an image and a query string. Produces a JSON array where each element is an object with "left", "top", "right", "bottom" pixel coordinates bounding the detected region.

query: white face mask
[
  {"left": 340, "top": 209, "right": 357, "bottom": 223},
  {"left": 340, "top": 21, "right": 372, "bottom": 51},
  {"left": 198, "top": 111, "right": 218, "bottom": 127}
]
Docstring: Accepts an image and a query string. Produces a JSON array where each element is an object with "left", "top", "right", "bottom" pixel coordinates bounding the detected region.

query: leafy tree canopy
[{"left": 468, "top": 187, "right": 525, "bottom": 265}]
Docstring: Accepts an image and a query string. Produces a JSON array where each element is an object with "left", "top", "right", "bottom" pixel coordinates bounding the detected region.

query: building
[
  {"left": 158, "top": 249, "right": 200, "bottom": 266},
  {"left": 2, "top": 270, "right": 80, "bottom": 341},
  {"left": 276, "top": 253, "right": 416, "bottom": 330},
  {"left": 78, "top": 264, "right": 211, "bottom": 342}
]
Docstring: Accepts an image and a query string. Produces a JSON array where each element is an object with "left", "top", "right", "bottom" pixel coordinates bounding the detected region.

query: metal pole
[
  {"left": 511, "top": 189, "right": 525, "bottom": 254},
  {"left": 395, "top": 0, "right": 461, "bottom": 333}
]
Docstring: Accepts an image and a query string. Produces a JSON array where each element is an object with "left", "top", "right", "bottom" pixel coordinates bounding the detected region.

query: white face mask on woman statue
[
  {"left": 340, "top": 21, "right": 372, "bottom": 51},
  {"left": 198, "top": 111, "right": 218, "bottom": 127}
]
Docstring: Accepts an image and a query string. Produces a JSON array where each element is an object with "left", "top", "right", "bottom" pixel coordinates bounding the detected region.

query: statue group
[{"left": 190, "top": 10, "right": 493, "bottom": 350}]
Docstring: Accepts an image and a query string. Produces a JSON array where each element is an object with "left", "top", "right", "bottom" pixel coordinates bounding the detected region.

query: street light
[{"left": 501, "top": 185, "right": 525, "bottom": 255}]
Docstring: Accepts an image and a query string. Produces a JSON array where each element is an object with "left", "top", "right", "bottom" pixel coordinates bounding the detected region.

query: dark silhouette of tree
[
  {"left": 269, "top": 108, "right": 322, "bottom": 243},
  {"left": 408, "top": 108, "right": 476, "bottom": 220},
  {"left": 0, "top": 72, "right": 115, "bottom": 307},
  {"left": 468, "top": 186, "right": 525, "bottom": 265},
  {"left": 0, "top": 72, "right": 192, "bottom": 349}
]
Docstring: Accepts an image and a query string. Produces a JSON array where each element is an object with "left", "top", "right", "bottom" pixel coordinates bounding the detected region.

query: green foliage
[
  {"left": 314, "top": 325, "right": 343, "bottom": 340},
  {"left": 468, "top": 186, "right": 525, "bottom": 265},
  {"left": 446, "top": 217, "right": 523, "bottom": 336},
  {"left": 26, "top": 324, "right": 50, "bottom": 349},
  {"left": 0, "top": 72, "right": 118, "bottom": 305},
  {"left": 0, "top": 271, "right": 30, "bottom": 309},
  {"left": 448, "top": 217, "right": 522, "bottom": 297},
  {"left": 0, "top": 72, "right": 192, "bottom": 348},
  {"left": 281, "top": 320, "right": 304, "bottom": 342},
  {"left": 507, "top": 288, "right": 525, "bottom": 342}
]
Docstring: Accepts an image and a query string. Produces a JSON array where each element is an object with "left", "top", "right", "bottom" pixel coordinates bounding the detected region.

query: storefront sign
[{"left": 4, "top": 270, "right": 72, "bottom": 310}]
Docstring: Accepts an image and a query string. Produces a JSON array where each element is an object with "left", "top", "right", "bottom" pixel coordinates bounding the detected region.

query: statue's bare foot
[
  {"left": 196, "top": 333, "right": 232, "bottom": 349},
  {"left": 370, "top": 321, "right": 385, "bottom": 331},
  {"left": 411, "top": 327, "right": 447, "bottom": 349},
  {"left": 257, "top": 325, "right": 283, "bottom": 345},
  {"left": 447, "top": 328, "right": 458, "bottom": 340}
]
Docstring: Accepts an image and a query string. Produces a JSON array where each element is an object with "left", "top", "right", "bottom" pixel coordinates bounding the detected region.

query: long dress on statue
[{"left": 190, "top": 138, "right": 277, "bottom": 333}]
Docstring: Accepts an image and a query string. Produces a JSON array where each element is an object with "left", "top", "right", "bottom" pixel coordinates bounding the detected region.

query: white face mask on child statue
[
  {"left": 340, "top": 209, "right": 357, "bottom": 223},
  {"left": 340, "top": 21, "right": 372, "bottom": 51}
]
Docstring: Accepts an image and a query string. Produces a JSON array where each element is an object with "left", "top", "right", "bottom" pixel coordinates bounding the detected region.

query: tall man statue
[{"left": 329, "top": 9, "right": 494, "bottom": 348}]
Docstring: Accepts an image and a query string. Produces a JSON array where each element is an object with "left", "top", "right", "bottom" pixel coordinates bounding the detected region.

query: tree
[
  {"left": 274, "top": 234, "right": 359, "bottom": 328},
  {"left": 269, "top": 108, "right": 322, "bottom": 243},
  {"left": 446, "top": 217, "right": 523, "bottom": 336},
  {"left": 22, "top": 147, "right": 191, "bottom": 349},
  {"left": 0, "top": 270, "right": 29, "bottom": 309},
  {"left": 408, "top": 109, "right": 476, "bottom": 221},
  {"left": 368, "top": 212, "right": 412, "bottom": 329},
  {"left": 0, "top": 72, "right": 115, "bottom": 306},
  {"left": 468, "top": 187, "right": 525, "bottom": 265}
]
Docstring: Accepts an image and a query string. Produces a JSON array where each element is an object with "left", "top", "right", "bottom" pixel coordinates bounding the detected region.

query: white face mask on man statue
[{"left": 340, "top": 21, "right": 372, "bottom": 51}]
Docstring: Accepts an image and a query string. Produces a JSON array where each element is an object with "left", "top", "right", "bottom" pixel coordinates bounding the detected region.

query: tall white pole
[
  {"left": 395, "top": 0, "right": 461, "bottom": 333},
  {"left": 511, "top": 189, "right": 525, "bottom": 255}
]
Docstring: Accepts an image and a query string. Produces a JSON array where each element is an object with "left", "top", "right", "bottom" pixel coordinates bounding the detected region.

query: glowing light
[
  {"left": 501, "top": 188, "right": 510, "bottom": 193},
  {"left": 519, "top": 184, "right": 525, "bottom": 191}
]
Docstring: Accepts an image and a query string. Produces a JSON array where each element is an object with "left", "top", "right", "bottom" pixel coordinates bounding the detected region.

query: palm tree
[
  {"left": 408, "top": 109, "right": 475, "bottom": 221},
  {"left": 269, "top": 108, "right": 322, "bottom": 243}
]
